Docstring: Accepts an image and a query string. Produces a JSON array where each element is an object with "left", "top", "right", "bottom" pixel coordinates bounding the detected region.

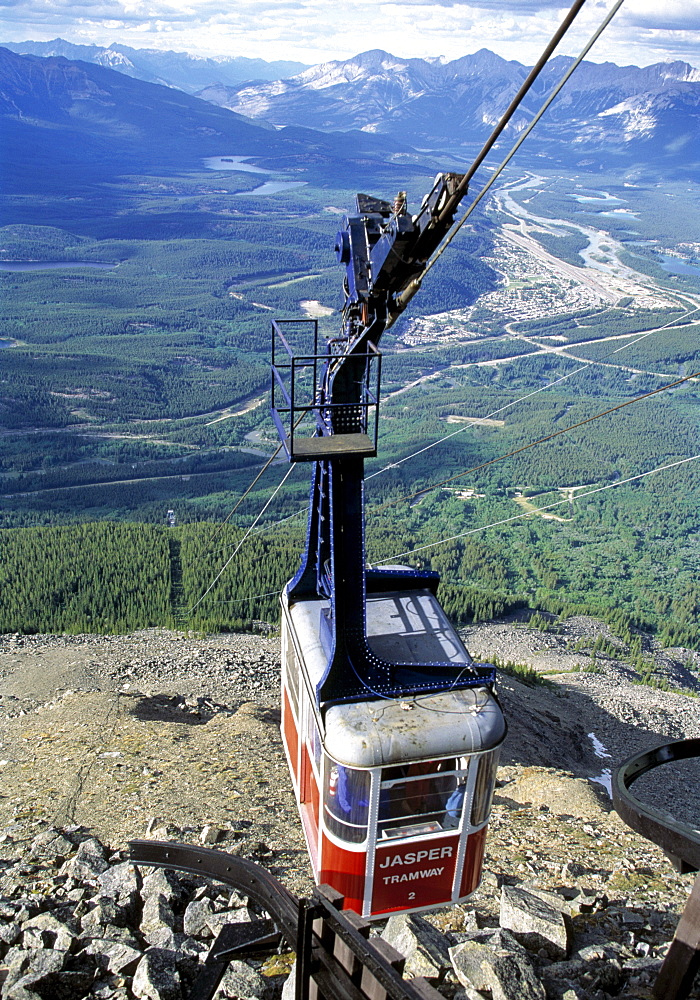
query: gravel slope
[{"left": 1, "top": 619, "right": 700, "bottom": 998}]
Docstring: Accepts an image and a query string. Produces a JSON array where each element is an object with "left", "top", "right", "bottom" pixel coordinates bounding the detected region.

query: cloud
[
  {"left": 0, "top": 0, "right": 698, "bottom": 68},
  {"left": 623, "top": 0, "right": 700, "bottom": 31}
]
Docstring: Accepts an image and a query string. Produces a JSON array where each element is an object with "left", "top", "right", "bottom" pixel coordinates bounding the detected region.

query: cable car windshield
[{"left": 379, "top": 759, "right": 466, "bottom": 840}]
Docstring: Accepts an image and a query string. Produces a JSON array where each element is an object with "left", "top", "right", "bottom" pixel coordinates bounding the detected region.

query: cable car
[{"left": 271, "top": 177, "right": 506, "bottom": 917}]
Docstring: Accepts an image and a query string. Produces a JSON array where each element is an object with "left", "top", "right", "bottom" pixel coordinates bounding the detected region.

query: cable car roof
[
  {"left": 286, "top": 586, "right": 506, "bottom": 767},
  {"left": 323, "top": 685, "right": 506, "bottom": 768}
]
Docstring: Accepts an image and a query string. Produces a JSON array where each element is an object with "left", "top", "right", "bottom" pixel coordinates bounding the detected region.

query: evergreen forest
[{"left": 1, "top": 125, "right": 699, "bottom": 653}]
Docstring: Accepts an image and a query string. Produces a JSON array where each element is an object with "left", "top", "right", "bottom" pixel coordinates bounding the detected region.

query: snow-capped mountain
[
  {"left": 0, "top": 39, "right": 307, "bottom": 93},
  {"left": 198, "top": 48, "right": 700, "bottom": 163}
]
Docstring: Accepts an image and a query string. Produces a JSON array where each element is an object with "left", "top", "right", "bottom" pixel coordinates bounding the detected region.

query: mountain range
[
  {"left": 1, "top": 39, "right": 699, "bottom": 217},
  {"left": 0, "top": 47, "right": 423, "bottom": 208},
  {"left": 0, "top": 38, "right": 307, "bottom": 93},
  {"left": 197, "top": 48, "right": 700, "bottom": 165}
]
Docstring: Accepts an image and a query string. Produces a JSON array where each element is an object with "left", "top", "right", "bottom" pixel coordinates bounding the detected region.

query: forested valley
[{"left": 1, "top": 61, "right": 699, "bottom": 659}]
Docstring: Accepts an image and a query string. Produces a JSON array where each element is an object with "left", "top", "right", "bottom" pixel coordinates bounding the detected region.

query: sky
[{"left": 0, "top": 0, "right": 699, "bottom": 70}]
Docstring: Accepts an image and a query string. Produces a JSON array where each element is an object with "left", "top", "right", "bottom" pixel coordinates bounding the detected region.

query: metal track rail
[
  {"left": 613, "top": 738, "right": 700, "bottom": 1000},
  {"left": 130, "top": 839, "right": 299, "bottom": 944},
  {"left": 129, "top": 840, "right": 443, "bottom": 1000}
]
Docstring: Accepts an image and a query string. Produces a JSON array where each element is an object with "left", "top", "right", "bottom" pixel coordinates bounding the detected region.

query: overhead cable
[
  {"left": 221, "top": 452, "right": 700, "bottom": 599},
  {"left": 374, "top": 454, "right": 700, "bottom": 565},
  {"left": 188, "top": 464, "right": 296, "bottom": 614},
  {"left": 445, "top": 0, "right": 589, "bottom": 208},
  {"left": 209, "top": 441, "right": 284, "bottom": 541},
  {"left": 367, "top": 302, "right": 698, "bottom": 481},
  {"left": 371, "top": 368, "right": 700, "bottom": 513},
  {"left": 423, "top": 0, "right": 626, "bottom": 281}
]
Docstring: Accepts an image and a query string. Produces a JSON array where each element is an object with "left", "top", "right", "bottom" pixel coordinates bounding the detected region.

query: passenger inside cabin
[{"left": 379, "top": 759, "right": 460, "bottom": 833}]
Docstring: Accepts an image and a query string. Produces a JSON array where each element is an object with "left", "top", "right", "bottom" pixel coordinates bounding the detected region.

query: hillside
[
  {"left": 0, "top": 47, "right": 423, "bottom": 199},
  {"left": 1, "top": 621, "right": 699, "bottom": 998}
]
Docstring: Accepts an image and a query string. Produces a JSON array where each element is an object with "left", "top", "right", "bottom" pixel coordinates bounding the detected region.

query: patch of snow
[
  {"left": 588, "top": 732, "right": 612, "bottom": 759},
  {"left": 590, "top": 769, "right": 612, "bottom": 798}
]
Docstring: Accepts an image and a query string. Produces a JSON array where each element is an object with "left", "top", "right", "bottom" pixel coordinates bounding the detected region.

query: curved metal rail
[
  {"left": 613, "top": 738, "right": 700, "bottom": 1000},
  {"left": 129, "top": 840, "right": 444, "bottom": 1000},
  {"left": 129, "top": 839, "right": 299, "bottom": 945},
  {"left": 613, "top": 737, "right": 700, "bottom": 873}
]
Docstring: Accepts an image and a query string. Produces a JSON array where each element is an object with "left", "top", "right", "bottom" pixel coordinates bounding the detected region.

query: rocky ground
[{"left": 0, "top": 616, "right": 699, "bottom": 999}]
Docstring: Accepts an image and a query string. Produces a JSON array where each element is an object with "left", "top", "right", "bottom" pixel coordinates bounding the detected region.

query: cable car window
[
  {"left": 443, "top": 756, "right": 470, "bottom": 830},
  {"left": 471, "top": 749, "right": 501, "bottom": 827},
  {"left": 324, "top": 762, "right": 370, "bottom": 844},
  {"left": 309, "top": 718, "right": 322, "bottom": 775},
  {"left": 378, "top": 760, "right": 465, "bottom": 839},
  {"left": 284, "top": 638, "right": 299, "bottom": 714}
]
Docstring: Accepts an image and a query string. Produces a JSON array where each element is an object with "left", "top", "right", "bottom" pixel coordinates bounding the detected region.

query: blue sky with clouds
[{"left": 0, "top": 0, "right": 698, "bottom": 68}]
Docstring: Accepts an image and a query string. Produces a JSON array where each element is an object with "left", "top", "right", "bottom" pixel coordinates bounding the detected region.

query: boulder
[
  {"left": 21, "top": 912, "right": 77, "bottom": 952},
  {"left": 213, "top": 959, "right": 271, "bottom": 999},
  {"left": 500, "top": 885, "right": 572, "bottom": 958},
  {"left": 132, "top": 947, "right": 182, "bottom": 1000},
  {"left": 450, "top": 931, "right": 546, "bottom": 1000},
  {"left": 84, "top": 937, "right": 143, "bottom": 975},
  {"left": 382, "top": 913, "right": 451, "bottom": 980},
  {"left": 60, "top": 838, "right": 109, "bottom": 880}
]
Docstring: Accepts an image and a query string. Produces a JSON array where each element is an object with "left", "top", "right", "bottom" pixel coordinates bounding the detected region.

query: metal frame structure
[
  {"left": 271, "top": 319, "right": 381, "bottom": 462},
  {"left": 272, "top": 181, "right": 497, "bottom": 709}
]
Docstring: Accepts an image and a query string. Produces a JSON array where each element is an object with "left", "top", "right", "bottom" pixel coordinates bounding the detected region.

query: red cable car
[
  {"left": 280, "top": 581, "right": 505, "bottom": 917},
  {"left": 271, "top": 177, "right": 506, "bottom": 918}
]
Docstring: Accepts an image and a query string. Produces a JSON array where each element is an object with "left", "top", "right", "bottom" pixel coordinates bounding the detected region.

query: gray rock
[
  {"left": 141, "top": 893, "right": 176, "bottom": 943},
  {"left": 1, "top": 947, "right": 31, "bottom": 998},
  {"left": 223, "top": 889, "right": 248, "bottom": 910},
  {"left": 213, "top": 959, "right": 271, "bottom": 999},
  {"left": 98, "top": 862, "right": 140, "bottom": 900},
  {"left": 1, "top": 948, "right": 69, "bottom": 999},
  {"left": 84, "top": 937, "right": 143, "bottom": 974},
  {"left": 28, "top": 829, "right": 74, "bottom": 862},
  {"left": 450, "top": 936, "right": 546, "bottom": 1000},
  {"left": 488, "top": 928, "right": 532, "bottom": 957},
  {"left": 60, "top": 838, "right": 109, "bottom": 880},
  {"left": 2, "top": 980, "right": 43, "bottom": 1000},
  {"left": 484, "top": 952, "right": 546, "bottom": 1000},
  {"left": 519, "top": 885, "right": 580, "bottom": 918},
  {"left": 177, "top": 936, "right": 209, "bottom": 963},
  {"left": 500, "top": 885, "right": 572, "bottom": 959},
  {"left": 542, "top": 956, "right": 623, "bottom": 996},
  {"left": 382, "top": 913, "right": 451, "bottom": 980},
  {"left": 206, "top": 908, "right": 257, "bottom": 937},
  {"left": 0, "top": 923, "right": 20, "bottom": 947},
  {"left": 132, "top": 947, "right": 182, "bottom": 1000},
  {"left": 80, "top": 895, "right": 126, "bottom": 934},
  {"left": 446, "top": 928, "right": 495, "bottom": 947},
  {"left": 449, "top": 939, "right": 493, "bottom": 991},
  {"left": 183, "top": 898, "right": 215, "bottom": 938},
  {"left": 141, "top": 869, "right": 183, "bottom": 905},
  {"left": 21, "top": 912, "right": 77, "bottom": 952},
  {"left": 146, "top": 926, "right": 179, "bottom": 951}
]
